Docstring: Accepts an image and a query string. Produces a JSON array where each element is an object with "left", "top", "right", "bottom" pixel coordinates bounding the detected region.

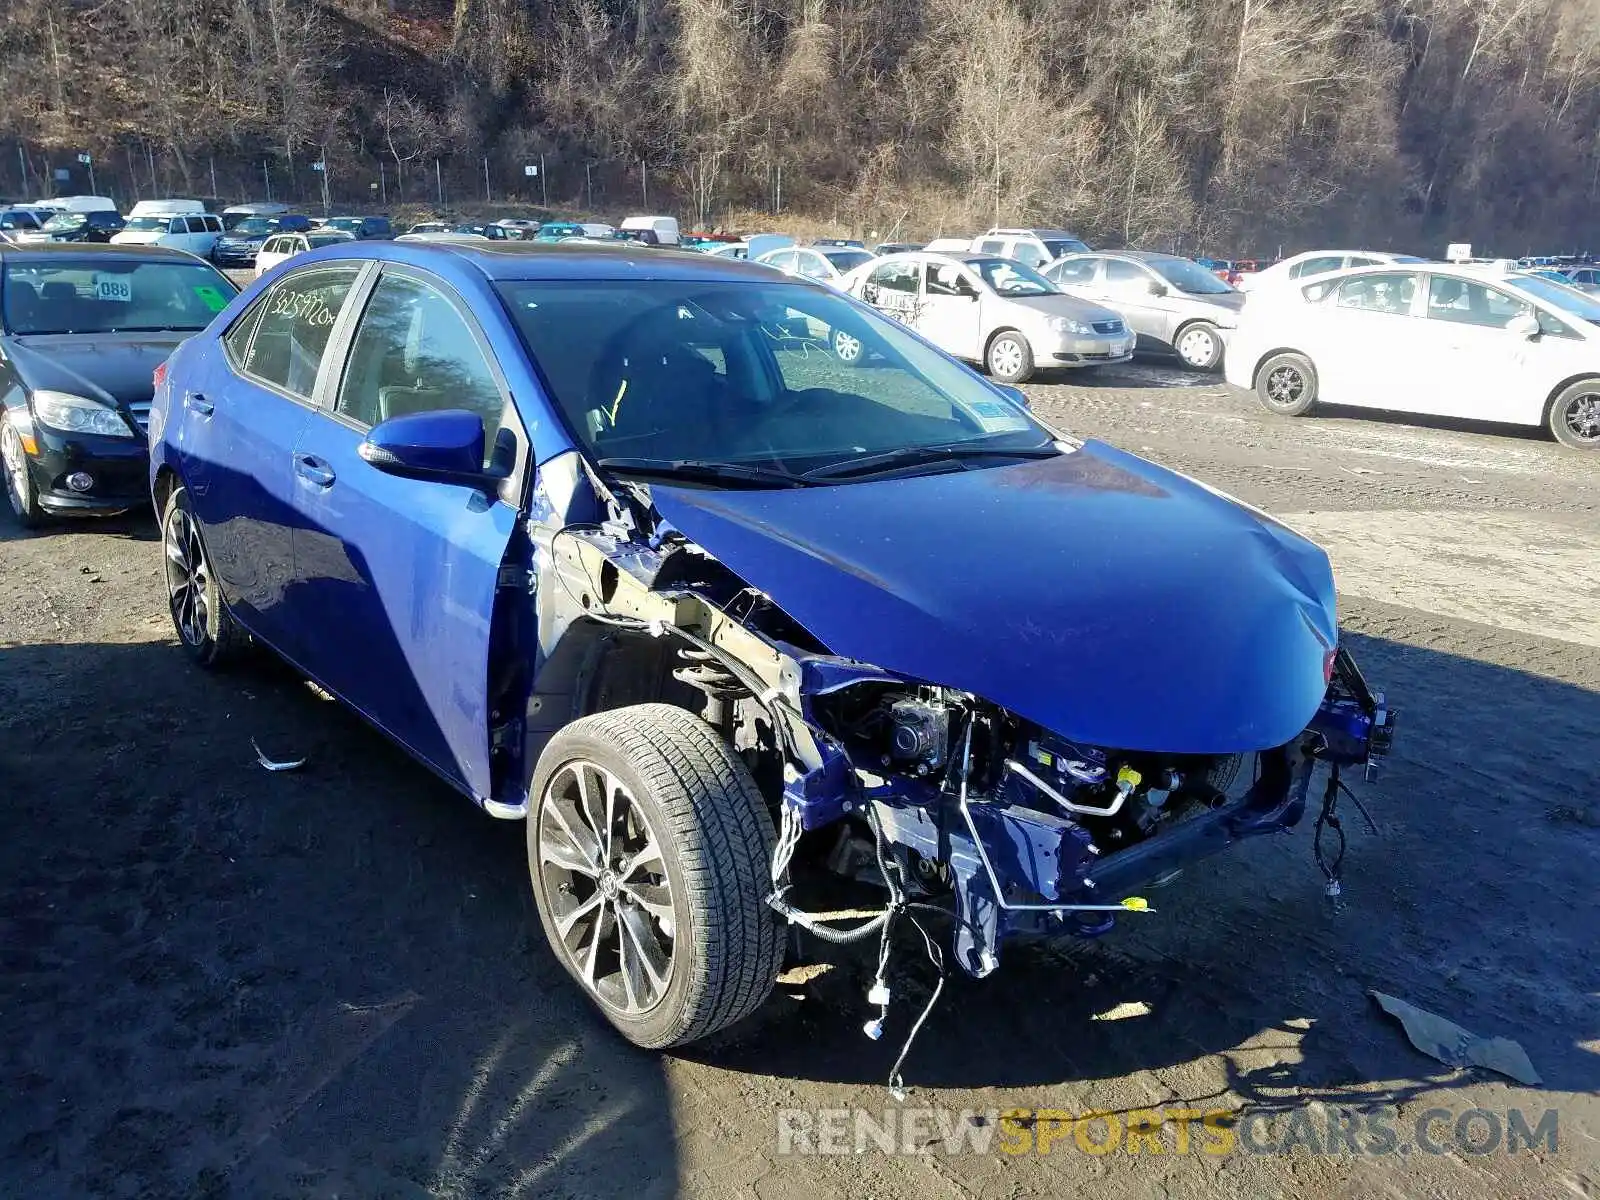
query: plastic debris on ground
[{"left": 1369, "top": 990, "right": 1541, "bottom": 1086}]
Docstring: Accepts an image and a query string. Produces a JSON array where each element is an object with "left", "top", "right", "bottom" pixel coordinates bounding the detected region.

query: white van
[
  {"left": 112, "top": 208, "right": 224, "bottom": 255},
  {"left": 619, "top": 215, "right": 681, "bottom": 246}
]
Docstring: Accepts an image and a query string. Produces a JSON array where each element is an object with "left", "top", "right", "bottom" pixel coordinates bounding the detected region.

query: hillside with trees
[{"left": 3, "top": 0, "right": 1598, "bottom": 253}]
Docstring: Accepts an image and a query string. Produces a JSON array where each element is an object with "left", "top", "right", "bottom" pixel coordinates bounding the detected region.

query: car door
[
  {"left": 1310, "top": 271, "right": 1423, "bottom": 408},
  {"left": 1413, "top": 274, "right": 1542, "bottom": 421},
  {"left": 918, "top": 260, "right": 982, "bottom": 360},
  {"left": 859, "top": 259, "right": 921, "bottom": 325},
  {"left": 288, "top": 264, "right": 523, "bottom": 800},
  {"left": 180, "top": 262, "right": 368, "bottom": 658},
  {"left": 1042, "top": 255, "right": 1099, "bottom": 297},
  {"left": 1098, "top": 259, "right": 1170, "bottom": 348}
]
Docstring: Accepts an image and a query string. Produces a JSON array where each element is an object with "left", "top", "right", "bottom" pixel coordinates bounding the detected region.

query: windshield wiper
[
  {"left": 595, "top": 456, "right": 812, "bottom": 488},
  {"left": 803, "top": 440, "right": 1059, "bottom": 480}
]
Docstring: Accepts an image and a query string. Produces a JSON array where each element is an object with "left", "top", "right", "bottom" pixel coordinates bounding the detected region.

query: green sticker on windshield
[{"left": 193, "top": 284, "right": 229, "bottom": 313}]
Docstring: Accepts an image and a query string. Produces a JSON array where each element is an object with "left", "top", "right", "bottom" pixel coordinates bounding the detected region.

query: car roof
[
  {"left": 305, "top": 239, "right": 792, "bottom": 283},
  {"left": 0, "top": 242, "right": 203, "bottom": 264}
]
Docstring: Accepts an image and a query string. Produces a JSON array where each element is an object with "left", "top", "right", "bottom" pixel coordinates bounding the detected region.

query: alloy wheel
[
  {"left": 1264, "top": 365, "right": 1305, "bottom": 408},
  {"left": 537, "top": 760, "right": 676, "bottom": 1016},
  {"left": 833, "top": 329, "right": 862, "bottom": 363},
  {"left": 1, "top": 422, "right": 29, "bottom": 516},
  {"left": 164, "top": 505, "right": 211, "bottom": 648},
  {"left": 1560, "top": 392, "right": 1600, "bottom": 444}
]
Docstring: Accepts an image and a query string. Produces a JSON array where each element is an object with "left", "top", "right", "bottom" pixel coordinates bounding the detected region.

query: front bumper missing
[{"left": 787, "top": 647, "right": 1394, "bottom": 980}]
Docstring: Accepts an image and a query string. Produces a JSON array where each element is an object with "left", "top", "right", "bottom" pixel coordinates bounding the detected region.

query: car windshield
[
  {"left": 496, "top": 279, "right": 1054, "bottom": 481},
  {"left": 327, "top": 218, "right": 363, "bottom": 231},
  {"left": 232, "top": 218, "right": 277, "bottom": 235},
  {"left": 1150, "top": 257, "right": 1235, "bottom": 295},
  {"left": 970, "top": 258, "right": 1056, "bottom": 296},
  {"left": 1043, "top": 239, "right": 1088, "bottom": 258},
  {"left": 41, "top": 213, "right": 87, "bottom": 232},
  {"left": 540, "top": 224, "right": 582, "bottom": 237},
  {"left": 1, "top": 259, "right": 237, "bottom": 335},
  {"left": 123, "top": 216, "right": 171, "bottom": 232},
  {"left": 307, "top": 233, "right": 351, "bottom": 248},
  {"left": 820, "top": 249, "right": 873, "bottom": 271},
  {"left": 1509, "top": 273, "right": 1600, "bottom": 322}
]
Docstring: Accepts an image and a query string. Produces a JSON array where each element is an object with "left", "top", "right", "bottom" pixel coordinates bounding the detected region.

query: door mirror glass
[
  {"left": 1506, "top": 311, "right": 1540, "bottom": 339},
  {"left": 359, "top": 409, "right": 497, "bottom": 487}
]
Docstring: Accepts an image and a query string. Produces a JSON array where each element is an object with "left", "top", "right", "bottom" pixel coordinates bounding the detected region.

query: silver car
[
  {"left": 1041, "top": 251, "right": 1246, "bottom": 371},
  {"left": 842, "top": 252, "right": 1133, "bottom": 383}
]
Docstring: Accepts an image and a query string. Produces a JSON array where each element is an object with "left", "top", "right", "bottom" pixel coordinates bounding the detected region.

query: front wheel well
[
  {"left": 983, "top": 326, "right": 1025, "bottom": 359},
  {"left": 1541, "top": 373, "right": 1600, "bottom": 424},
  {"left": 1251, "top": 347, "right": 1310, "bottom": 390}
]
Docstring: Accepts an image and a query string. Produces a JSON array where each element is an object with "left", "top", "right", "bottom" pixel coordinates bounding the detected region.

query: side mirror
[
  {"left": 359, "top": 409, "right": 500, "bottom": 489},
  {"left": 995, "top": 383, "right": 1030, "bottom": 409},
  {"left": 1146, "top": 279, "right": 1168, "bottom": 297},
  {"left": 1506, "top": 311, "right": 1540, "bottom": 340}
]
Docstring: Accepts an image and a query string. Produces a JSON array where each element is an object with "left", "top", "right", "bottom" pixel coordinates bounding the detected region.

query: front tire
[
  {"left": 1175, "top": 321, "right": 1224, "bottom": 371},
  {"left": 161, "top": 484, "right": 244, "bottom": 667},
  {"left": 528, "top": 704, "right": 784, "bottom": 1049},
  {"left": 1254, "top": 352, "right": 1318, "bottom": 417},
  {"left": 1, "top": 411, "right": 45, "bottom": 528},
  {"left": 1548, "top": 380, "right": 1600, "bottom": 449},
  {"left": 987, "top": 331, "right": 1036, "bottom": 384}
]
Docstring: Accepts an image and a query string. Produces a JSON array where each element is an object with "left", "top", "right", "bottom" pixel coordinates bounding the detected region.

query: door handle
[
  {"left": 293, "top": 453, "right": 336, "bottom": 487},
  {"left": 186, "top": 392, "right": 213, "bottom": 416}
]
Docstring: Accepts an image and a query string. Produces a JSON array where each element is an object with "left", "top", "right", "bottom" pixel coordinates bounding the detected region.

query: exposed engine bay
[{"left": 513, "top": 451, "right": 1396, "bottom": 1088}]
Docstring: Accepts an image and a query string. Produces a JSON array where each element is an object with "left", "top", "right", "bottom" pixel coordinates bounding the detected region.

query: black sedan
[{"left": 0, "top": 243, "right": 238, "bottom": 527}]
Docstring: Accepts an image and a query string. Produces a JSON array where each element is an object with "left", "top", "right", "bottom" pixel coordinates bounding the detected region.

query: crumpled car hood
[{"left": 650, "top": 441, "right": 1338, "bottom": 754}]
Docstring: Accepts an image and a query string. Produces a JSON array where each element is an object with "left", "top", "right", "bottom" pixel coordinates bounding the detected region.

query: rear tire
[
  {"left": 528, "top": 704, "right": 784, "bottom": 1049},
  {"left": 161, "top": 484, "right": 245, "bottom": 668},
  {"left": 987, "top": 331, "right": 1036, "bottom": 384},
  {"left": 1254, "top": 352, "right": 1318, "bottom": 417},
  {"left": 1548, "top": 380, "right": 1600, "bottom": 449},
  {"left": 1, "top": 411, "right": 45, "bottom": 529}
]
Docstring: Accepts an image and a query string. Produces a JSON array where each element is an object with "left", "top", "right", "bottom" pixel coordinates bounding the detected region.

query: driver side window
[
  {"left": 1103, "top": 260, "right": 1148, "bottom": 289},
  {"left": 335, "top": 272, "right": 507, "bottom": 466}
]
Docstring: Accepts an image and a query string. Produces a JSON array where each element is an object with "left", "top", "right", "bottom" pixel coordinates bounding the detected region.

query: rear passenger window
[
  {"left": 335, "top": 272, "right": 505, "bottom": 462},
  {"left": 223, "top": 266, "right": 360, "bottom": 399},
  {"left": 977, "top": 239, "right": 1006, "bottom": 255}
]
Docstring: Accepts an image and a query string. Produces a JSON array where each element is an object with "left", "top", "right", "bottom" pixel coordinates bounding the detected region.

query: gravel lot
[{"left": 2, "top": 361, "right": 1598, "bottom": 1199}]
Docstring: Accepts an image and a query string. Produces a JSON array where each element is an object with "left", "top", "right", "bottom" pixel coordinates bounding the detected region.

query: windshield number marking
[{"left": 94, "top": 276, "right": 133, "bottom": 303}]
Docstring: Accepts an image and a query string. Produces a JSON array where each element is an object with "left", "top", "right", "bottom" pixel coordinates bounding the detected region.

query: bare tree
[{"left": 378, "top": 89, "right": 442, "bottom": 202}]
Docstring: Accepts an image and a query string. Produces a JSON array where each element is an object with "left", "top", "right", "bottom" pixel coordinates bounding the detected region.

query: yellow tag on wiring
[{"left": 1120, "top": 897, "right": 1151, "bottom": 912}]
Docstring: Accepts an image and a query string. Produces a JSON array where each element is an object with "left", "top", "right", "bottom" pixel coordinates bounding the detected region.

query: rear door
[
  {"left": 918, "top": 260, "right": 982, "bottom": 360},
  {"left": 1312, "top": 271, "right": 1422, "bottom": 407},
  {"left": 1099, "top": 258, "right": 1169, "bottom": 348},
  {"left": 288, "top": 264, "right": 523, "bottom": 800},
  {"left": 180, "top": 262, "right": 368, "bottom": 658}
]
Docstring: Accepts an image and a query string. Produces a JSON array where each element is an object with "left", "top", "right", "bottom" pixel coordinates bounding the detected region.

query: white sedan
[
  {"left": 753, "top": 244, "right": 875, "bottom": 289},
  {"left": 1238, "top": 249, "right": 1426, "bottom": 293},
  {"left": 253, "top": 229, "right": 355, "bottom": 276},
  {"left": 1224, "top": 263, "right": 1600, "bottom": 448}
]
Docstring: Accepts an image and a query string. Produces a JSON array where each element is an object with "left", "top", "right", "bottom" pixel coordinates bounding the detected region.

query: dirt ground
[{"left": 3, "top": 362, "right": 1598, "bottom": 1199}]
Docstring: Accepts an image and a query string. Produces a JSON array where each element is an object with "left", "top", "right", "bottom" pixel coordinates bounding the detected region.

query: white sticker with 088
[{"left": 94, "top": 275, "right": 132, "bottom": 303}]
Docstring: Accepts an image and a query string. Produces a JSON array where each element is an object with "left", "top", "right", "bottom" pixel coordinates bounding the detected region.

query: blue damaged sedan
[{"left": 149, "top": 242, "right": 1394, "bottom": 1055}]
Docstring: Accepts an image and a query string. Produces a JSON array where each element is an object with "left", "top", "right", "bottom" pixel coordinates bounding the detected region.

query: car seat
[
  {"left": 587, "top": 310, "right": 728, "bottom": 457},
  {"left": 38, "top": 280, "right": 79, "bottom": 330}
]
